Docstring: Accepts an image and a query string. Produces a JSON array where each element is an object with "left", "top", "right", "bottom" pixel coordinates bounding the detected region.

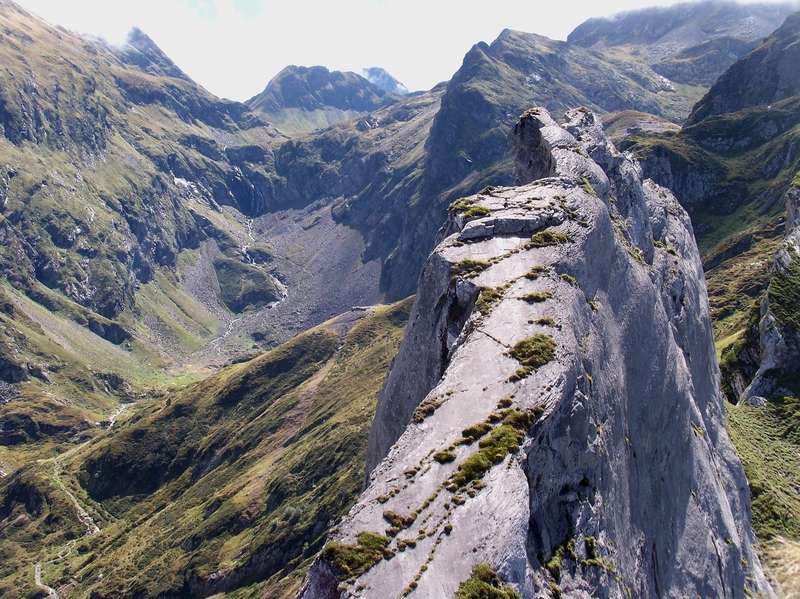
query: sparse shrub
[{"left": 536, "top": 317, "right": 556, "bottom": 326}]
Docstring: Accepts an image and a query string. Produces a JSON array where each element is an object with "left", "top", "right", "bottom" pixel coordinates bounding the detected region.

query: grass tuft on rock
[
  {"left": 322, "top": 532, "right": 391, "bottom": 580},
  {"left": 461, "top": 422, "right": 493, "bottom": 444},
  {"left": 581, "top": 177, "right": 598, "bottom": 197},
  {"left": 525, "top": 266, "right": 545, "bottom": 279},
  {"left": 450, "top": 423, "right": 526, "bottom": 488},
  {"left": 454, "top": 564, "right": 521, "bottom": 599},
  {"left": 560, "top": 273, "right": 577, "bottom": 286},
  {"left": 450, "top": 200, "right": 491, "bottom": 219},
  {"left": 433, "top": 450, "right": 457, "bottom": 464},
  {"left": 509, "top": 334, "right": 556, "bottom": 380},
  {"left": 412, "top": 396, "right": 443, "bottom": 423},
  {"left": 453, "top": 259, "right": 491, "bottom": 278},
  {"left": 521, "top": 291, "right": 552, "bottom": 303},
  {"left": 476, "top": 287, "right": 504, "bottom": 314},
  {"left": 528, "top": 228, "right": 570, "bottom": 248}
]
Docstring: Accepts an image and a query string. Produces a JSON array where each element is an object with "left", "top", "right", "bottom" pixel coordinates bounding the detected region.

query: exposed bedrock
[{"left": 302, "top": 107, "right": 770, "bottom": 598}]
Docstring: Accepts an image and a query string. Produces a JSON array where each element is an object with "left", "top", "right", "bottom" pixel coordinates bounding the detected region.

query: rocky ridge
[
  {"left": 739, "top": 179, "right": 800, "bottom": 401},
  {"left": 301, "top": 107, "right": 769, "bottom": 598}
]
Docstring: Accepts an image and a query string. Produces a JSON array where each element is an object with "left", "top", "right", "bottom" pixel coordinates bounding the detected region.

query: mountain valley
[{"left": 0, "top": 0, "right": 799, "bottom": 597}]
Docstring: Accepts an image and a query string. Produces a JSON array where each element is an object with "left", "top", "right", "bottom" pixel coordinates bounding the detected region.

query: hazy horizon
[{"left": 13, "top": 0, "right": 799, "bottom": 101}]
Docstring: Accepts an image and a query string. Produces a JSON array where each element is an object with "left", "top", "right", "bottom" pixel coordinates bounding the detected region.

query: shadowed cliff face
[{"left": 301, "top": 108, "right": 769, "bottom": 599}]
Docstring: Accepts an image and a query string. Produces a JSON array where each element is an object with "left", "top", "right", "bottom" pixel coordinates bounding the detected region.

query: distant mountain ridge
[
  {"left": 247, "top": 65, "right": 397, "bottom": 135},
  {"left": 569, "top": 0, "right": 794, "bottom": 85},
  {"left": 687, "top": 11, "right": 800, "bottom": 123}
]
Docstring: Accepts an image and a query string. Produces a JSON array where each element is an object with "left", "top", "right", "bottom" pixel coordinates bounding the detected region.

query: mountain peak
[
  {"left": 118, "top": 27, "right": 191, "bottom": 81},
  {"left": 246, "top": 64, "right": 394, "bottom": 134},
  {"left": 361, "top": 67, "right": 409, "bottom": 95}
]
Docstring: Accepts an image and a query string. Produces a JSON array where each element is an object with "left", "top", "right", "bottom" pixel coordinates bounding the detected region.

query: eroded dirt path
[
  {"left": 35, "top": 562, "right": 60, "bottom": 599},
  {"left": 32, "top": 402, "right": 124, "bottom": 596}
]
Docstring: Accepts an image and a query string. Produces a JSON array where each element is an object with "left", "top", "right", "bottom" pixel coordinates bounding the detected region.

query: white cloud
[{"left": 13, "top": 0, "right": 799, "bottom": 101}]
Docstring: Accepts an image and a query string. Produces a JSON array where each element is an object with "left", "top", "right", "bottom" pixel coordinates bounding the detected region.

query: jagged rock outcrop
[
  {"left": 743, "top": 179, "right": 800, "bottom": 400},
  {"left": 302, "top": 108, "right": 769, "bottom": 598}
]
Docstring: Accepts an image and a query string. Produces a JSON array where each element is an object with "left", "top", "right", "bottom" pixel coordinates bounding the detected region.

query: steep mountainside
[
  {"left": 0, "top": 299, "right": 411, "bottom": 598},
  {"left": 0, "top": 0, "right": 302, "bottom": 471},
  {"left": 301, "top": 108, "right": 768, "bottom": 599},
  {"left": 687, "top": 12, "right": 800, "bottom": 124},
  {"left": 247, "top": 66, "right": 396, "bottom": 135},
  {"left": 569, "top": 1, "right": 793, "bottom": 85},
  {"left": 620, "top": 10, "right": 800, "bottom": 355},
  {"left": 0, "top": 0, "right": 449, "bottom": 477},
  {"left": 617, "top": 10, "right": 800, "bottom": 552},
  {"left": 722, "top": 180, "right": 800, "bottom": 544}
]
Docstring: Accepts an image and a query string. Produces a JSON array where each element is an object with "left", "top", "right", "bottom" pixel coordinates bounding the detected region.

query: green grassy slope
[{"left": 0, "top": 298, "right": 412, "bottom": 598}]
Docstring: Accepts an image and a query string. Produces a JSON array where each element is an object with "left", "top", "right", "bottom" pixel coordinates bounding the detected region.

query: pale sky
[{"left": 13, "top": 0, "right": 798, "bottom": 101}]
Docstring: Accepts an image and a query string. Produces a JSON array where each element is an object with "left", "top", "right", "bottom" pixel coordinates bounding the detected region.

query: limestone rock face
[
  {"left": 300, "top": 108, "right": 770, "bottom": 599},
  {"left": 745, "top": 181, "right": 800, "bottom": 400}
]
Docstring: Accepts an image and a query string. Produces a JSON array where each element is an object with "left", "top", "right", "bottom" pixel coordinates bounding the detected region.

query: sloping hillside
[{"left": 0, "top": 299, "right": 411, "bottom": 598}]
